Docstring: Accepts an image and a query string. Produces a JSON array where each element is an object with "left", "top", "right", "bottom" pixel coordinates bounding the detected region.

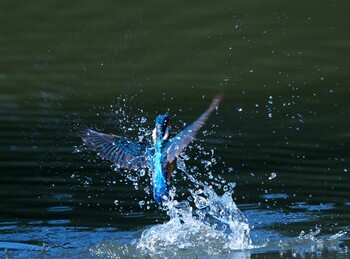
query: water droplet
[
  {"left": 228, "top": 182, "right": 236, "bottom": 189},
  {"left": 269, "top": 172, "right": 277, "bottom": 180},
  {"left": 140, "top": 117, "right": 147, "bottom": 123}
]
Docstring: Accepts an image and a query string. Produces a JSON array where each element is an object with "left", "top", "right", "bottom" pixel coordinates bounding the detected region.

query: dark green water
[{"left": 0, "top": 0, "right": 349, "bottom": 257}]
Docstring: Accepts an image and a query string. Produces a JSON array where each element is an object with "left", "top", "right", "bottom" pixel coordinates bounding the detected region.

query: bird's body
[
  {"left": 77, "top": 93, "right": 223, "bottom": 204},
  {"left": 151, "top": 139, "right": 169, "bottom": 203}
]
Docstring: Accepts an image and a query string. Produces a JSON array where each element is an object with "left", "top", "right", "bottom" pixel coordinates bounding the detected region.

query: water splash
[
  {"left": 136, "top": 196, "right": 252, "bottom": 257},
  {"left": 277, "top": 227, "right": 348, "bottom": 257},
  {"left": 90, "top": 161, "right": 255, "bottom": 258},
  {"left": 134, "top": 158, "right": 253, "bottom": 257}
]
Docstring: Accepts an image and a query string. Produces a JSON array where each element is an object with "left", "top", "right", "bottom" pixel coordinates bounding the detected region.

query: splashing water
[
  {"left": 134, "top": 158, "right": 253, "bottom": 257},
  {"left": 89, "top": 157, "right": 255, "bottom": 258},
  {"left": 277, "top": 227, "right": 348, "bottom": 257},
  {"left": 136, "top": 196, "right": 252, "bottom": 257}
]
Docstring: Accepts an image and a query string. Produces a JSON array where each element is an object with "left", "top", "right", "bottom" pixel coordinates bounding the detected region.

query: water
[{"left": 1, "top": 0, "right": 350, "bottom": 258}]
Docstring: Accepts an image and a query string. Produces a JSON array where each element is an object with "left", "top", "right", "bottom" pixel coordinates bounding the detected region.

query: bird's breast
[{"left": 151, "top": 141, "right": 169, "bottom": 203}]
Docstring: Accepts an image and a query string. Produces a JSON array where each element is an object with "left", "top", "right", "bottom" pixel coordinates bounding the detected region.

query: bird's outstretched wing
[
  {"left": 77, "top": 127, "right": 149, "bottom": 170},
  {"left": 165, "top": 93, "right": 224, "bottom": 162}
]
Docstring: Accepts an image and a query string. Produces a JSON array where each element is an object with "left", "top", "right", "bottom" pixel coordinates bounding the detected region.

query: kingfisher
[{"left": 77, "top": 93, "right": 223, "bottom": 204}]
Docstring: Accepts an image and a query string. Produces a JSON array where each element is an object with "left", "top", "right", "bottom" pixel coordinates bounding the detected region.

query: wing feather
[
  {"left": 77, "top": 126, "right": 148, "bottom": 170},
  {"left": 166, "top": 93, "right": 223, "bottom": 162}
]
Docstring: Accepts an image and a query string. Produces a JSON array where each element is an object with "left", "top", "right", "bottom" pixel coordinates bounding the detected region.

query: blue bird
[{"left": 77, "top": 93, "right": 223, "bottom": 204}]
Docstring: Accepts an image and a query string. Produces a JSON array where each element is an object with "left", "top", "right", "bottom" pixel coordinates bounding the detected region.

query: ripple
[
  {"left": 120, "top": 212, "right": 144, "bottom": 218},
  {"left": 53, "top": 193, "right": 73, "bottom": 199},
  {"left": 47, "top": 220, "right": 71, "bottom": 225},
  {"left": 262, "top": 193, "right": 289, "bottom": 199},
  {"left": 289, "top": 202, "right": 335, "bottom": 211},
  {"left": 47, "top": 206, "right": 74, "bottom": 212},
  {"left": 27, "top": 221, "right": 44, "bottom": 225},
  {"left": 0, "top": 241, "right": 42, "bottom": 251}
]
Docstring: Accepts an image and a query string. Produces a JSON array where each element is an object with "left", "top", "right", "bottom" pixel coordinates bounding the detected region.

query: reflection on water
[{"left": 1, "top": 0, "right": 349, "bottom": 257}]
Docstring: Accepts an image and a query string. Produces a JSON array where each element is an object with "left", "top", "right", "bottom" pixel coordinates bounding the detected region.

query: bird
[{"left": 77, "top": 93, "right": 223, "bottom": 204}]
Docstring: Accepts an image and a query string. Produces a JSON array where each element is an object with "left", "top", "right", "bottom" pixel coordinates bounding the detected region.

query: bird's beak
[
  {"left": 162, "top": 126, "right": 170, "bottom": 140},
  {"left": 152, "top": 127, "right": 157, "bottom": 141}
]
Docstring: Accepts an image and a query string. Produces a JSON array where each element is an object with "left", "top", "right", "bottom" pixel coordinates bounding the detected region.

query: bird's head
[{"left": 152, "top": 112, "right": 170, "bottom": 141}]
